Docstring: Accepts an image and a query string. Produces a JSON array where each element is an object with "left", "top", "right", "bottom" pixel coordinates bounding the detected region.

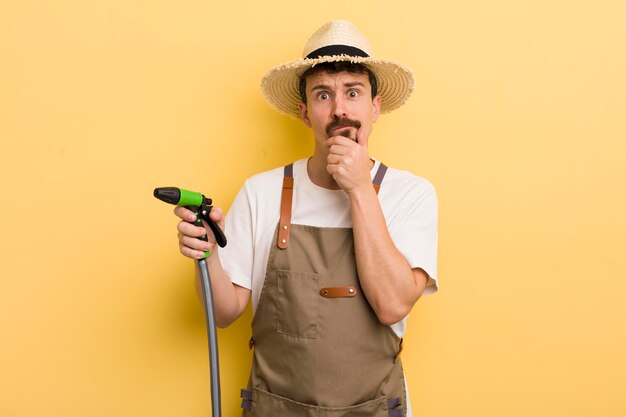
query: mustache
[{"left": 325, "top": 117, "right": 361, "bottom": 138}]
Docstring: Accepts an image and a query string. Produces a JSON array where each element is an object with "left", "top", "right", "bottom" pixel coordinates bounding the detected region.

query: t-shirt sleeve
[
  {"left": 390, "top": 180, "right": 439, "bottom": 294},
  {"left": 219, "top": 181, "right": 254, "bottom": 290}
]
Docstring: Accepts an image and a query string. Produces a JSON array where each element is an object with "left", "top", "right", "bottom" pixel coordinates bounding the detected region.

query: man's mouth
[
  {"left": 338, "top": 129, "right": 355, "bottom": 140},
  {"left": 326, "top": 117, "right": 361, "bottom": 139}
]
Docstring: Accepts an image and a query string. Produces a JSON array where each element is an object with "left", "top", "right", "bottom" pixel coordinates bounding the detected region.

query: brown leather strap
[
  {"left": 319, "top": 286, "right": 358, "bottom": 298},
  {"left": 277, "top": 164, "right": 294, "bottom": 249}
]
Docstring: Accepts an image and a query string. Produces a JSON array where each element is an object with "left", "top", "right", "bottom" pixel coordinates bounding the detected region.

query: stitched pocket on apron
[
  {"left": 245, "top": 387, "right": 390, "bottom": 417},
  {"left": 276, "top": 269, "right": 318, "bottom": 339}
]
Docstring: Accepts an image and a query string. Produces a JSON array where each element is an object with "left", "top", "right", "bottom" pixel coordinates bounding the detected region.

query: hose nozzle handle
[{"left": 154, "top": 187, "right": 227, "bottom": 249}]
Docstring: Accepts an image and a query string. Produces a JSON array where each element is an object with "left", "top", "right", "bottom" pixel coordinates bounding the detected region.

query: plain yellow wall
[{"left": 2, "top": 1, "right": 625, "bottom": 416}]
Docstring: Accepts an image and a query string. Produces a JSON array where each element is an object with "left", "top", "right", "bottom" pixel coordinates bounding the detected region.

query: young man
[{"left": 175, "top": 20, "right": 438, "bottom": 417}]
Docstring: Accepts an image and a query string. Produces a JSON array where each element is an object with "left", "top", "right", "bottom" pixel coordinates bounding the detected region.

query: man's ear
[
  {"left": 372, "top": 95, "right": 382, "bottom": 123},
  {"left": 299, "top": 103, "right": 312, "bottom": 127}
]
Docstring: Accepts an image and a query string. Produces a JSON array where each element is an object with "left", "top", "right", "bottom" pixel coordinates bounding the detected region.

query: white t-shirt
[{"left": 220, "top": 158, "right": 439, "bottom": 338}]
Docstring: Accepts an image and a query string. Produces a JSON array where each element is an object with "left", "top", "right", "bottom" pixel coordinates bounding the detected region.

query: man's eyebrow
[
  {"left": 310, "top": 84, "right": 332, "bottom": 92},
  {"left": 344, "top": 81, "right": 366, "bottom": 88},
  {"left": 310, "top": 81, "right": 366, "bottom": 92}
]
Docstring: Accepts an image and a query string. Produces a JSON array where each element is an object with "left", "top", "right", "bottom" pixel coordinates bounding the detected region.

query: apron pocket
[
  {"left": 276, "top": 269, "right": 319, "bottom": 339},
  {"left": 245, "top": 387, "right": 391, "bottom": 417}
]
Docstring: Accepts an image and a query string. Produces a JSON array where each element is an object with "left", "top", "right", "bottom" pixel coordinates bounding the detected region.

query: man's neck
[{"left": 307, "top": 154, "right": 341, "bottom": 190}]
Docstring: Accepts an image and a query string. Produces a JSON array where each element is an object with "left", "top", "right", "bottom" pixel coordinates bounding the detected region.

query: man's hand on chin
[{"left": 324, "top": 128, "right": 373, "bottom": 194}]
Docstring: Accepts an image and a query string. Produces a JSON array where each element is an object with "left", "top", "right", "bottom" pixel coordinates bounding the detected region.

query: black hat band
[{"left": 306, "top": 45, "right": 369, "bottom": 59}]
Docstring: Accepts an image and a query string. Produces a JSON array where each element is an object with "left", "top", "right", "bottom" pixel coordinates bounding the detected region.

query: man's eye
[
  {"left": 319, "top": 93, "right": 330, "bottom": 100},
  {"left": 348, "top": 90, "right": 359, "bottom": 98}
]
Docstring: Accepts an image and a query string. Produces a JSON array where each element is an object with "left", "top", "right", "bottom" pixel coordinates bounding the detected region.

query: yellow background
[{"left": 1, "top": 1, "right": 625, "bottom": 416}]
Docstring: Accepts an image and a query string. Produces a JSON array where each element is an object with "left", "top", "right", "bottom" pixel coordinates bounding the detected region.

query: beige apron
[{"left": 240, "top": 163, "right": 406, "bottom": 417}]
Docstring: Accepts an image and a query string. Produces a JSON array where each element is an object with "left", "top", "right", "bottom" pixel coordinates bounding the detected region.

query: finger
[
  {"left": 327, "top": 163, "right": 346, "bottom": 180},
  {"left": 179, "top": 233, "right": 212, "bottom": 251},
  {"left": 324, "top": 136, "right": 341, "bottom": 150},
  {"left": 179, "top": 241, "right": 208, "bottom": 260},
  {"left": 208, "top": 206, "right": 224, "bottom": 223},
  {"left": 174, "top": 206, "right": 196, "bottom": 222},
  {"left": 179, "top": 231, "right": 213, "bottom": 259},
  {"left": 177, "top": 220, "right": 207, "bottom": 238},
  {"left": 327, "top": 154, "right": 340, "bottom": 165},
  {"left": 327, "top": 142, "right": 354, "bottom": 157},
  {"left": 326, "top": 163, "right": 337, "bottom": 176}
]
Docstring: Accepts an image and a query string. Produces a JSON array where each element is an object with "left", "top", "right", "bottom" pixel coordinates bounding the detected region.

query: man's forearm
[
  {"left": 194, "top": 252, "right": 249, "bottom": 328},
  {"left": 349, "top": 187, "right": 426, "bottom": 325}
]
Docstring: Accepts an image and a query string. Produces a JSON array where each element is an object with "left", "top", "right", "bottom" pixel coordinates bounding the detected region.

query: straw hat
[{"left": 261, "top": 20, "right": 415, "bottom": 118}]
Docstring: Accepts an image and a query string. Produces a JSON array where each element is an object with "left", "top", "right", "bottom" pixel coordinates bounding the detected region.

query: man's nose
[{"left": 332, "top": 95, "right": 348, "bottom": 118}]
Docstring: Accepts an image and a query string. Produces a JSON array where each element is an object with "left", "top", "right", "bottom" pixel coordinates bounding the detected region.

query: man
[{"left": 175, "top": 20, "right": 438, "bottom": 417}]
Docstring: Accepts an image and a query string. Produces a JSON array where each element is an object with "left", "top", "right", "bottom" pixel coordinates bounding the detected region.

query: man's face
[{"left": 298, "top": 70, "right": 381, "bottom": 146}]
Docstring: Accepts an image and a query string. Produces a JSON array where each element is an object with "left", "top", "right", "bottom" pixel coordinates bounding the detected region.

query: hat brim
[{"left": 261, "top": 55, "right": 415, "bottom": 118}]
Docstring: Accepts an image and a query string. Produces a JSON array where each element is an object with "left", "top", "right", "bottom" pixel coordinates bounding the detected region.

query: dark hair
[{"left": 298, "top": 62, "right": 378, "bottom": 104}]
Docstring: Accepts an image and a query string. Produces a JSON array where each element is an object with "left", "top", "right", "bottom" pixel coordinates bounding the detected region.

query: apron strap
[
  {"left": 277, "top": 161, "right": 388, "bottom": 249},
  {"left": 277, "top": 164, "right": 294, "bottom": 249},
  {"left": 373, "top": 162, "right": 388, "bottom": 195}
]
